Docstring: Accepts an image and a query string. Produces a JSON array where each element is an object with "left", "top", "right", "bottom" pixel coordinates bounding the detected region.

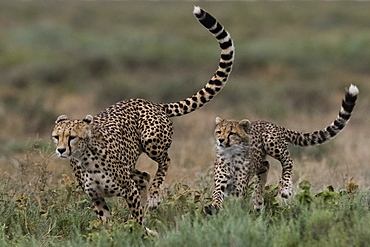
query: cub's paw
[
  {"left": 204, "top": 204, "right": 221, "bottom": 215},
  {"left": 144, "top": 227, "right": 159, "bottom": 237},
  {"left": 253, "top": 199, "right": 265, "bottom": 211},
  {"left": 279, "top": 185, "right": 292, "bottom": 199},
  {"left": 147, "top": 195, "right": 162, "bottom": 210}
]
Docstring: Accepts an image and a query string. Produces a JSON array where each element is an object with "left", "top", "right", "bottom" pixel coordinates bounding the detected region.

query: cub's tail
[
  {"left": 285, "top": 84, "right": 359, "bottom": 146},
  {"left": 161, "top": 6, "right": 234, "bottom": 117}
]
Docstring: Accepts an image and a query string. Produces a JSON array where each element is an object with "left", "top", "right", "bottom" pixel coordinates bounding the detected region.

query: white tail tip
[
  {"left": 348, "top": 84, "right": 359, "bottom": 96},
  {"left": 193, "top": 6, "right": 201, "bottom": 15}
]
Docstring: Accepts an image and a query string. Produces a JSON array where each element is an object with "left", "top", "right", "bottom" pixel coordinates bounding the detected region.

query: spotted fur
[
  {"left": 206, "top": 85, "right": 358, "bottom": 213},
  {"left": 52, "top": 7, "right": 234, "bottom": 230}
]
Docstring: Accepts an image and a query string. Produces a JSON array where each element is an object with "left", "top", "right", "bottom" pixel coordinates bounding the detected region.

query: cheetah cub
[{"left": 206, "top": 85, "right": 358, "bottom": 214}]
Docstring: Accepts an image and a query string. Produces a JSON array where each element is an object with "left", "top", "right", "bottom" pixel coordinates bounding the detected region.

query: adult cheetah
[
  {"left": 52, "top": 6, "right": 234, "bottom": 229},
  {"left": 206, "top": 85, "right": 358, "bottom": 213}
]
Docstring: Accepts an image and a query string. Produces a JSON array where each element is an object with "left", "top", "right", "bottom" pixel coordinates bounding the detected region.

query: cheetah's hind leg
[{"left": 146, "top": 153, "right": 171, "bottom": 210}]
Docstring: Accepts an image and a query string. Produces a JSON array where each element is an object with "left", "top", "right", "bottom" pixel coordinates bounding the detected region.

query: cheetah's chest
[
  {"left": 216, "top": 144, "right": 260, "bottom": 179},
  {"left": 78, "top": 156, "right": 127, "bottom": 198},
  {"left": 216, "top": 145, "right": 250, "bottom": 168}
]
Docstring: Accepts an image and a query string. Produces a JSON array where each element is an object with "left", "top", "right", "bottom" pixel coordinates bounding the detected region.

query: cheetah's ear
[
  {"left": 83, "top": 115, "right": 93, "bottom": 124},
  {"left": 239, "top": 119, "right": 251, "bottom": 133},
  {"left": 55, "top": 115, "right": 69, "bottom": 124},
  {"left": 215, "top": 117, "right": 223, "bottom": 125}
]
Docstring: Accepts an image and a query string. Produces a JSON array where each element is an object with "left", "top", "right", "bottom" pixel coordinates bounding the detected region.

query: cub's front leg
[{"left": 205, "top": 159, "right": 231, "bottom": 215}]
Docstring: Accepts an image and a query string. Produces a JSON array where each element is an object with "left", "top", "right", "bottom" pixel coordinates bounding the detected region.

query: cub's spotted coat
[
  {"left": 52, "top": 6, "right": 234, "bottom": 230},
  {"left": 206, "top": 85, "right": 358, "bottom": 213}
]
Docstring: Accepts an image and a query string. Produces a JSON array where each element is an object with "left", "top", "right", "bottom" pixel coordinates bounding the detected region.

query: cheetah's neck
[{"left": 216, "top": 144, "right": 249, "bottom": 160}]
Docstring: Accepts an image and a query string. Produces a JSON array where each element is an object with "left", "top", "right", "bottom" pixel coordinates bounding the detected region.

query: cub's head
[
  {"left": 51, "top": 115, "right": 93, "bottom": 159},
  {"left": 214, "top": 117, "right": 251, "bottom": 150}
]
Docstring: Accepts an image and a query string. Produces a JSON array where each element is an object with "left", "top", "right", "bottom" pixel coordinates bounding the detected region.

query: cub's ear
[
  {"left": 55, "top": 115, "right": 69, "bottom": 124},
  {"left": 83, "top": 115, "right": 93, "bottom": 124},
  {"left": 215, "top": 117, "right": 223, "bottom": 125},
  {"left": 239, "top": 119, "right": 251, "bottom": 133}
]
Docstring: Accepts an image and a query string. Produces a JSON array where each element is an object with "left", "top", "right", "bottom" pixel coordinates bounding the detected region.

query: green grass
[
  {"left": 1, "top": 167, "right": 369, "bottom": 247},
  {"left": 1, "top": 143, "right": 369, "bottom": 246}
]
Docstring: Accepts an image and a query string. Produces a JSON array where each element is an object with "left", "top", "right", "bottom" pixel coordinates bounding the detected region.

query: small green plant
[
  {"left": 263, "top": 184, "right": 283, "bottom": 214},
  {"left": 315, "top": 185, "right": 340, "bottom": 205},
  {"left": 148, "top": 182, "right": 208, "bottom": 232},
  {"left": 295, "top": 179, "right": 314, "bottom": 205}
]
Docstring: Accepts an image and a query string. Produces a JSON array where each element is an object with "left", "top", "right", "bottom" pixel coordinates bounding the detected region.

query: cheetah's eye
[
  {"left": 53, "top": 136, "right": 59, "bottom": 141},
  {"left": 228, "top": 132, "right": 236, "bottom": 136},
  {"left": 69, "top": 135, "right": 76, "bottom": 141},
  {"left": 216, "top": 130, "right": 221, "bottom": 135}
]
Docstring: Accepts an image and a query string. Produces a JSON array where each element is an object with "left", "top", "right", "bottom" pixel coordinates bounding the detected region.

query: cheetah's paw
[{"left": 147, "top": 195, "right": 162, "bottom": 210}]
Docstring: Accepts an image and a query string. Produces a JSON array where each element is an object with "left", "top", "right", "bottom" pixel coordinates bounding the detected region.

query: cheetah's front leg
[
  {"left": 254, "top": 161, "right": 270, "bottom": 211},
  {"left": 130, "top": 169, "right": 151, "bottom": 209},
  {"left": 123, "top": 179, "right": 146, "bottom": 226},
  {"left": 93, "top": 198, "right": 111, "bottom": 223},
  {"left": 205, "top": 160, "right": 230, "bottom": 215}
]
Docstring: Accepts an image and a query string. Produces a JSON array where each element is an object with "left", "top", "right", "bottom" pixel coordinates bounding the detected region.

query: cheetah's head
[
  {"left": 214, "top": 117, "right": 251, "bottom": 151},
  {"left": 51, "top": 115, "right": 93, "bottom": 159}
]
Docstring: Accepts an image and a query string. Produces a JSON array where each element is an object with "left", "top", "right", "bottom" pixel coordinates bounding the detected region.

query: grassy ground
[
  {"left": 1, "top": 161, "right": 370, "bottom": 246},
  {"left": 0, "top": 2, "right": 370, "bottom": 246}
]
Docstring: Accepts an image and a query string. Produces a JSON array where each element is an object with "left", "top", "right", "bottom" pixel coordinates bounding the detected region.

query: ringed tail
[
  {"left": 286, "top": 84, "right": 359, "bottom": 146},
  {"left": 161, "top": 6, "right": 234, "bottom": 117}
]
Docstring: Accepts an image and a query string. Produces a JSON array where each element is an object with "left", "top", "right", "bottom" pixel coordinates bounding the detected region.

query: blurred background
[{"left": 0, "top": 2, "right": 369, "bottom": 193}]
